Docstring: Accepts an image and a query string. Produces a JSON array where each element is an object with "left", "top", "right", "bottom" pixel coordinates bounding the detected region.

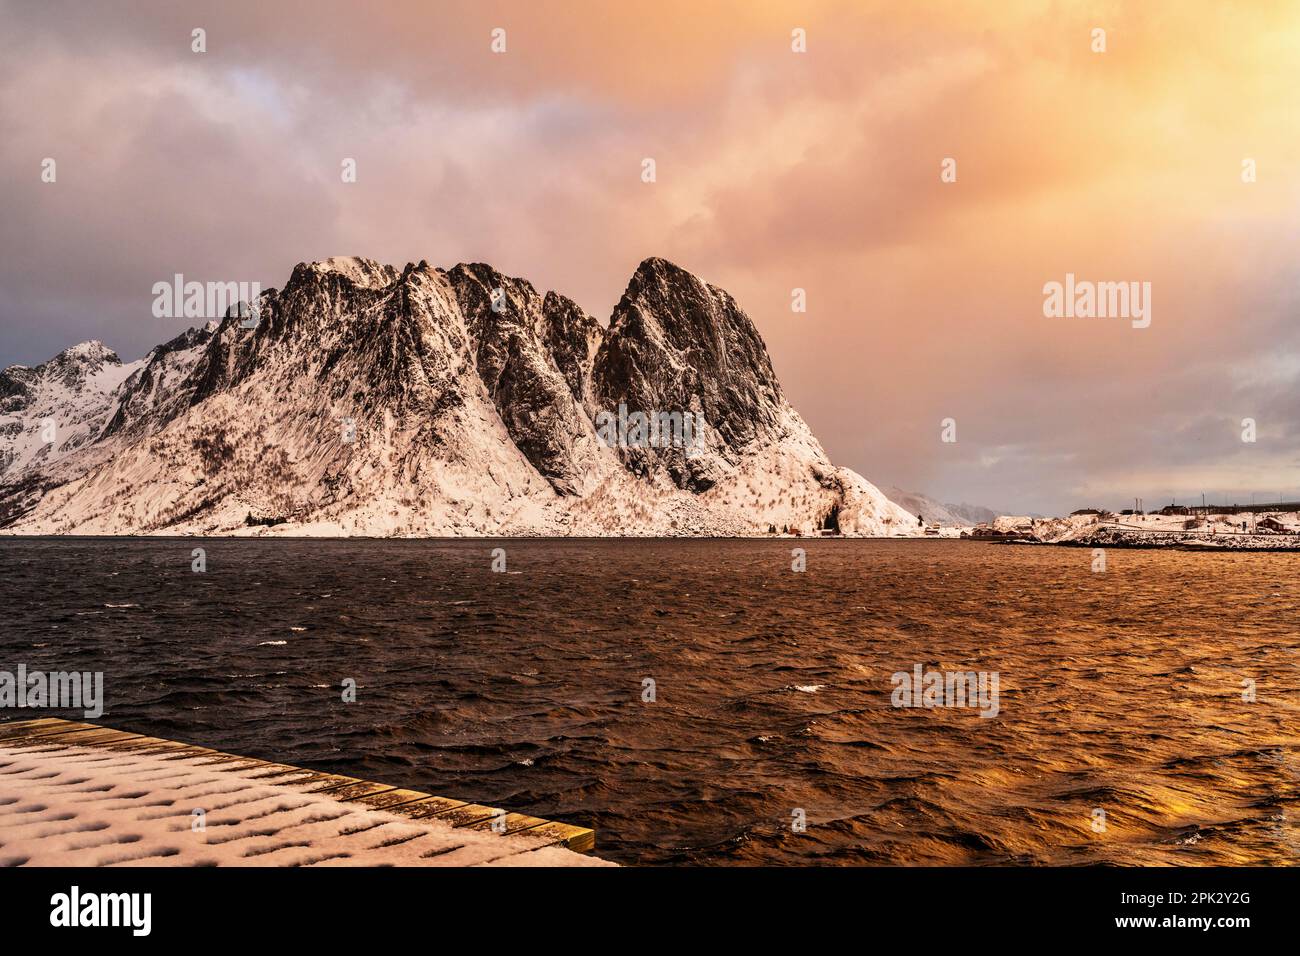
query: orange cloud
[{"left": 3, "top": 0, "right": 1299, "bottom": 512}]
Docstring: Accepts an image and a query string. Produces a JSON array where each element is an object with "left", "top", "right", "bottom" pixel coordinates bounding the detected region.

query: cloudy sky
[{"left": 2, "top": 0, "right": 1297, "bottom": 515}]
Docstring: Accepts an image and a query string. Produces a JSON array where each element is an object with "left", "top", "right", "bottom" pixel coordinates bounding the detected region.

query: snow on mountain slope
[
  {"left": 0, "top": 257, "right": 918, "bottom": 537},
  {"left": 0, "top": 342, "right": 142, "bottom": 476},
  {"left": 101, "top": 322, "right": 219, "bottom": 440}
]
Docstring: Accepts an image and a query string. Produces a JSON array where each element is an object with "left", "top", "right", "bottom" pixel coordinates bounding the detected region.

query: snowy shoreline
[
  {"left": 1001, "top": 535, "right": 1300, "bottom": 552},
  {"left": 976, "top": 511, "right": 1300, "bottom": 552}
]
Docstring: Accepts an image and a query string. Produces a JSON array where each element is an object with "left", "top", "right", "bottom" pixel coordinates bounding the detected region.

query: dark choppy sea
[{"left": 3, "top": 537, "right": 1298, "bottom": 865}]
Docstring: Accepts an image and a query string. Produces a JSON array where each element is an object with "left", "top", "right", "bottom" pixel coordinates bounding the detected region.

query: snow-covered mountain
[
  {"left": 0, "top": 257, "right": 918, "bottom": 537},
  {"left": 0, "top": 341, "right": 142, "bottom": 475}
]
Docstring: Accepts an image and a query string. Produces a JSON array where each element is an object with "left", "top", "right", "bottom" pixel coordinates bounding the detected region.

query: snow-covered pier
[{"left": 0, "top": 718, "right": 605, "bottom": 867}]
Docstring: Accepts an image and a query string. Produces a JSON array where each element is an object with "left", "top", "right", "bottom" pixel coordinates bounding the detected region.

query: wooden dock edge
[{"left": 0, "top": 717, "right": 596, "bottom": 855}]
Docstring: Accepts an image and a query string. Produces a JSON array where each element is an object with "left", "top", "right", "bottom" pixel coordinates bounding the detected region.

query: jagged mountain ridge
[{"left": 0, "top": 256, "right": 919, "bottom": 536}]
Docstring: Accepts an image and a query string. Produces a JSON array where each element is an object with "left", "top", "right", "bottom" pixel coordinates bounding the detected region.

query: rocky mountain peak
[
  {"left": 305, "top": 256, "right": 400, "bottom": 290},
  {"left": 47, "top": 340, "right": 121, "bottom": 382},
  {"left": 592, "top": 257, "right": 785, "bottom": 490},
  {"left": 61, "top": 339, "right": 118, "bottom": 360}
]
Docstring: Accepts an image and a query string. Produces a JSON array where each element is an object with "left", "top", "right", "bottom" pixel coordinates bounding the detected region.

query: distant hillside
[{"left": 885, "top": 488, "right": 1000, "bottom": 527}]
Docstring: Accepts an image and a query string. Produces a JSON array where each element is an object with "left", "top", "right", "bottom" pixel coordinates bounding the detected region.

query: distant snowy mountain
[
  {"left": 0, "top": 341, "right": 142, "bottom": 476},
  {"left": 0, "top": 257, "right": 919, "bottom": 537},
  {"left": 884, "top": 488, "right": 999, "bottom": 528}
]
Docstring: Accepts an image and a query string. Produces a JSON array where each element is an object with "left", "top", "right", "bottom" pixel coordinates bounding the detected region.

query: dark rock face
[
  {"left": 343, "top": 265, "right": 461, "bottom": 416},
  {"left": 541, "top": 291, "right": 603, "bottom": 410},
  {"left": 184, "top": 260, "right": 444, "bottom": 416},
  {"left": 447, "top": 262, "right": 545, "bottom": 396},
  {"left": 0, "top": 471, "right": 52, "bottom": 526},
  {"left": 368, "top": 265, "right": 474, "bottom": 418},
  {"left": 185, "top": 310, "right": 267, "bottom": 408},
  {"left": 0, "top": 367, "right": 42, "bottom": 474},
  {"left": 447, "top": 263, "right": 598, "bottom": 495},
  {"left": 592, "top": 257, "right": 785, "bottom": 490},
  {"left": 0, "top": 366, "right": 36, "bottom": 407},
  {"left": 103, "top": 325, "right": 217, "bottom": 438}
]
